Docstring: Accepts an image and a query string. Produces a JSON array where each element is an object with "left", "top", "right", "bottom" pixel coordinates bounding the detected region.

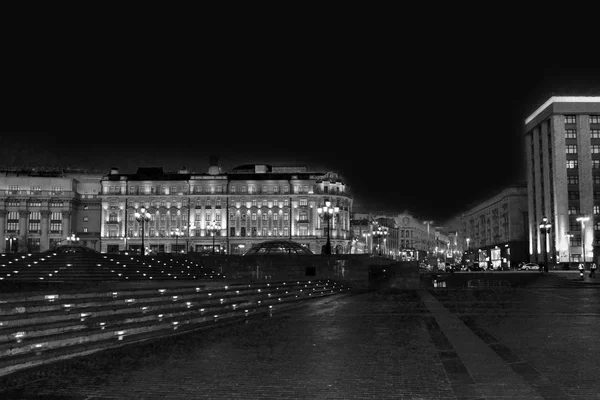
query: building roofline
[{"left": 525, "top": 96, "right": 600, "bottom": 125}]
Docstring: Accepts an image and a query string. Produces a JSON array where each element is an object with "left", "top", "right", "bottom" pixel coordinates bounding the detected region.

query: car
[{"left": 519, "top": 262, "right": 540, "bottom": 270}]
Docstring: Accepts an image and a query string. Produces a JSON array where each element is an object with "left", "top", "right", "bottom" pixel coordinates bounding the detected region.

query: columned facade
[
  {"left": 100, "top": 165, "right": 353, "bottom": 255},
  {"left": 0, "top": 170, "right": 102, "bottom": 253}
]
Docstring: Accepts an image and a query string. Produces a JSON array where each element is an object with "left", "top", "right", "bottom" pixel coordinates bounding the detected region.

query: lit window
[
  {"left": 592, "top": 145, "right": 600, "bottom": 154},
  {"left": 83, "top": 217, "right": 89, "bottom": 222},
  {"left": 565, "top": 115, "right": 576, "bottom": 124},
  {"left": 568, "top": 206, "right": 580, "bottom": 215},
  {"left": 299, "top": 199, "right": 308, "bottom": 206},
  {"left": 565, "top": 129, "right": 577, "bottom": 139},
  {"left": 591, "top": 116, "right": 600, "bottom": 124},
  {"left": 566, "top": 145, "right": 578, "bottom": 154},
  {"left": 595, "top": 206, "right": 600, "bottom": 215},
  {"left": 593, "top": 160, "right": 600, "bottom": 169},
  {"left": 567, "top": 175, "right": 579, "bottom": 185},
  {"left": 591, "top": 130, "right": 600, "bottom": 139},
  {"left": 84, "top": 227, "right": 89, "bottom": 233},
  {"left": 567, "top": 160, "right": 578, "bottom": 169}
]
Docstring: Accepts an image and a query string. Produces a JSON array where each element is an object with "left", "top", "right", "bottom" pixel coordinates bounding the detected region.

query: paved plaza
[{"left": 1, "top": 276, "right": 599, "bottom": 399}]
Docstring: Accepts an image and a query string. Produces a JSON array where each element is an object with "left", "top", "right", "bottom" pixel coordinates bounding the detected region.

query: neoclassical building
[
  {"left": 0, "top": 169, "right": 102, "bottom": 252},
  {"left": 99, "top": 162, "right": 353, "bottom": 255}
]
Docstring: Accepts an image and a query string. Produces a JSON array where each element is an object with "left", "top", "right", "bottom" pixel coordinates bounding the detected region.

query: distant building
[
  {"left": 525, "top": 96, "right": 600, "bottom": 266},
  {"left": 100, "top": 161, "right": 353, "bottom": 255},
  {"left": 460, "top": 185, "right": 528, "bottom": 269},
  {"left": 0, "top": 169, "right": 102, "bottom": 252}
]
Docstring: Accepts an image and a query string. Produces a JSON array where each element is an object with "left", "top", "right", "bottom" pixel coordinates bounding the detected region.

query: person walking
[{"left": 591, "top": 262, "right": 597, "bottom": 278}]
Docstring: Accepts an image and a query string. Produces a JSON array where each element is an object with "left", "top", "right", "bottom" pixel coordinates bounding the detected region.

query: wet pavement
[{"left": 1, "top": 282, "right": 599, "bottom": 399}]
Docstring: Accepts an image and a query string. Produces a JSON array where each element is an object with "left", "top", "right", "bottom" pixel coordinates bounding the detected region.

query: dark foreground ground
[{"left": 2, "top": 279, "right": 599, "bottom": 399}]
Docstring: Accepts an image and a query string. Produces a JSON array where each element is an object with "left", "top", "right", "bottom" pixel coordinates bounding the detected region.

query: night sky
[{"left": 2, "top": 35, "right": 600, "bottom": 225}]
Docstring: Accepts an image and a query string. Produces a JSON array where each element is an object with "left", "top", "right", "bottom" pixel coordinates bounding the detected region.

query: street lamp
[
  {"left": 317, "top": 201, "right": 339, "bottom": 255},
  {"left": 566, "top": 233, "right": 573, "bottom": 270},
  {"left": 539, "top": 217, "right": 551, "bottom": 272},
  {"left": 5, "top": 236, "right": 16, "bottom": 253},
  {"left": 134, "top": 207, "right": 152, "bottom": 256},
  {"left": 171, "top": 227, "right": 185, "bottom": 253},
  {"left": 66, "top": 233, "right": 79, "bottom": 244},
  {"left": 362, "top": 232, "right": 371, "bottom": 254},
  {"left": 372, "top": 225, "right": 389, "bottom": 256},
  {"left": 576, "top": 216, "right": 590, "bottom": 269},
  {"left": 206, "top": 221, "right": 221, "bottom": 254}
]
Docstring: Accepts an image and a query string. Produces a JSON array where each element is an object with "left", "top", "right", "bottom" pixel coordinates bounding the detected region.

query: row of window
[
  {"left": 106, "top": 184, "right": 344, "bottom": 195},
  {"left": 6, "top": 211, "right": 63, "bottom": 220},
  {"left": 568, "top": 206, "right": 600, "bottom": 215},
  {"left": 110, "top": 198, "right": 344, "bottom": 210},
  {"left": 567, "top": 160, "right": 600, "bottom": 169},
  {"left": 565, "top": 115, "right": 600, "bottom": 124},
  {"left": 565, "top": 144, "right": 600, "bottom": 153},
  {"left": 6, "top": 186, "right": 63, "bottom": 191},
  {"left": 565, "top": 129, "right": 600, "bottom": 139},
  {"left": 5, "top": 201, "right": 64, "bottom": 207}
]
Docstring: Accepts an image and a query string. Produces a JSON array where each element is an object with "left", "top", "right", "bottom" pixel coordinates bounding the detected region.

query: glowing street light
[
  {"left": 66, "top": 233, "right": 79, "bottom": 244},
  {"left": 566, "top": 233, "right": 573, "bottom": 269},
  {"left": 207, "top": 221, "right": 221, "bottom": 254},
  {"left": 539, "top": 216, "right": 551, "bottom": 272},
  {"left": 576, "top": 216, "right": 590, "bottom": 268},
  {"left": 171, "top": 226, "right": 185, "bottom": 253},
  {"left": 317, "top": 201, "right": 339, "bottom": 255},
  {"left": 362, "top": 232, "right": 371, "bottom": 254},
  {"left": 134, "top": 207, "right": 152, "bottom": 256},
  {"left": 372, "top": 225, "right": 388, "bottom": 256}
]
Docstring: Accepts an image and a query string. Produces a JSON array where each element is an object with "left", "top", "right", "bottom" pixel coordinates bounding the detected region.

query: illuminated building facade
[
  {"left": 525, "top": 96, "right": 600, "bottom": 266},
  {"left": 100, "top": 163, "right": 353, "bottom": 254},
  {"left": 0, "top": 169, "right": 102, "bottom": 253},
  {"left": 460, "top": 185, "right": 528, "bottom": 269}
]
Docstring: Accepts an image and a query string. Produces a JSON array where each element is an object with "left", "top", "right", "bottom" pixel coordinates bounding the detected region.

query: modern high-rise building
[{"left": 525, "top": 96, "right": 600, "bottom": 267}]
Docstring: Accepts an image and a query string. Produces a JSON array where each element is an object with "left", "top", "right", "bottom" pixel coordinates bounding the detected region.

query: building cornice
[{"left": 525, "top": 96, "right": 600, "bottom": 125}]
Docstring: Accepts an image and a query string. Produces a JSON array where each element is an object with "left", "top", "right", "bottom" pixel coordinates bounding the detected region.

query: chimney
[
  {"left": 178, "top": 166, "right": 189, "bottom": 174},
  {"left": 110, "top": 167, "right": 119, "bottom": 175}
]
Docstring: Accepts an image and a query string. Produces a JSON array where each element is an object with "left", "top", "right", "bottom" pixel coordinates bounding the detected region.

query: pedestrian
[
  {"left": 591, "top": 263, "right": 597, "bottom": 278},
  {"left": 578, "top": 263, "right": 585, "bottom": 278}
]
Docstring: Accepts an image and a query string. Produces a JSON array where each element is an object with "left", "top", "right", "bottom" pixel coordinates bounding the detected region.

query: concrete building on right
[{"left": 525, "top": 96, "right": 600, "bottom": 268}]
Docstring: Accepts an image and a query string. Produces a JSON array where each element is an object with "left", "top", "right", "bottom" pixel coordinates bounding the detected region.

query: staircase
[{"left": 0, "top": 278, "right": 350, "bottom": 380}]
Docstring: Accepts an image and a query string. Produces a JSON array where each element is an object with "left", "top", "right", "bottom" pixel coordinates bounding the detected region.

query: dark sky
[{"left": 2, "top": 28, "right": 600, "bottom": 225}]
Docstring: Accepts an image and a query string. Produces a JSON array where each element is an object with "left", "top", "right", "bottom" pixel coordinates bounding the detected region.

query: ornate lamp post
[
  {"left": 317, "top": 201, "right": 339, "bottom": 255},
  {"left": 171, "top": 227, "right": 184, "bottom": 253},
  {"left": 539, "top": 217, "right": 552, "bottom": 272},
  {"left": 134, "top": 207, "right": 152, "bottom": 256},
  {"left": 362, "top": 232, "right": 370, "bottom": 254},
  {"left": 207, "top": 221, "right": 221, "bottom": 254},
  {"left": 566, "top": 233, "right": 573, "bottom": 270},
  {"left": 5, "top": 235, "right": 16, "bottom": 253},
  {"left": 372, "top": 225, "right": 389, "bottom": 256},
  {"left": 66, "top": 233, "right": 79, "bottom": 244},
  {"left": 576, "top": 216, "right": 590, "bottom": 269}
]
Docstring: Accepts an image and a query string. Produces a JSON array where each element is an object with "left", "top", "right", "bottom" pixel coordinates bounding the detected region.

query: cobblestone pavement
[
  {"left": 1, "top": 286, "right": 599, "bottom": 399},
  {"left": 429, "top": 286, "right": 600, "bottom": 399}
]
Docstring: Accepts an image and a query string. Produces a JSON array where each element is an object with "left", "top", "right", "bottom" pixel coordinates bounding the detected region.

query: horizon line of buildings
[{"left": 1, "top": 96, "right": 599, "bottom": 268}]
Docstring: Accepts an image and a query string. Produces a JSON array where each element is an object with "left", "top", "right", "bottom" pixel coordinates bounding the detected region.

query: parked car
[{"left": 519, "top": 262, "right": 540, "bottom": 270}]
